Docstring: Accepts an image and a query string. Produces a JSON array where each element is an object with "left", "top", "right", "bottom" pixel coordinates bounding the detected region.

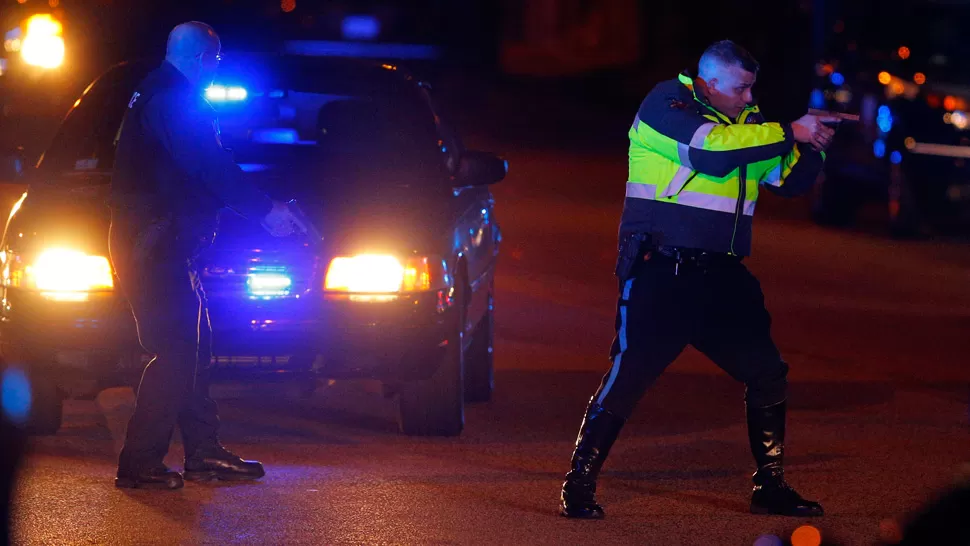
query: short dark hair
[{"left": 698, "top": 40, "right": 759, "bottom": 76}]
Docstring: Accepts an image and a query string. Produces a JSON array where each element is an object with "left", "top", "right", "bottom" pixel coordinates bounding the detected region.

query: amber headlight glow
[
  {"left": 324, "top": 254, "right": 432, "bottom": 296},
  {"left": 4, "top": 248, "right": 113, "bottom": 301},
  {"left": 20, "top": 14, "right": 66, "bottom": 69}
]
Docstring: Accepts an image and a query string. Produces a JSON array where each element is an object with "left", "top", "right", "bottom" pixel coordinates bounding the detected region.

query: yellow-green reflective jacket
[{"left": 622, "top": 72, "right": 826, "bottom": 256}]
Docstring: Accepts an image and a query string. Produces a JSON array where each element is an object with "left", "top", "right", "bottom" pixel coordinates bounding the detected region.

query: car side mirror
[
  {"left": 456, "top": 150, "right": 508, "bottom": 187},
  {"left": 0, "top": 147, "right": 26, "bottom": 182}
]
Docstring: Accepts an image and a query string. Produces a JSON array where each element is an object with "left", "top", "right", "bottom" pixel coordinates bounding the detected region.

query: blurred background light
[
  {"left": 874, "top": 139, "right": 887, "bottom": 158},
  {"left": 341, "top": 15, "right": 380, "bottom": 41},
  {"left": 877, "top": 105, "right": 894, "bottom": 133},
  {"left": 951, "top": 111, "right": 969, "bottom": 130},
  {"left": 1, "top": 366, "right": 32, "bottom": 425},
  {"left": 21, "top": 14, "right": 65, "bottom": 68},
  {"left": 810, "top": 89, "right": 825, "bottom": 109},
  {"left": 753, "top": 535, "right": 784, "bottom": 546},
  {"left": 791, "top": 525, "right": 822, "bottom": 546}
]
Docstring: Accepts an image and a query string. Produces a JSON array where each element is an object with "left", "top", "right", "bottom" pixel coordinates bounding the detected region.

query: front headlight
[
  {"left": 324, "top": 254, "right": 432, "bottom": 295},
  {"left": 4, "top": 248, "right": 113, "bottom": 301}
]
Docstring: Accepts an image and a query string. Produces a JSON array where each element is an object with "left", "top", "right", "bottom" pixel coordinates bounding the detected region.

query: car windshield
[
  {"left": 215, "top": 55, "right": 451, "bottom": 199},
  {"left": 36, "top": 56, "right": 455, "bottom": 199}
]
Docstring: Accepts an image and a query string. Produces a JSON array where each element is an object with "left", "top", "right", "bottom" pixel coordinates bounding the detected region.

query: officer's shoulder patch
[{"left": 668, "top": 98, "right": 689, "bottom": 110}]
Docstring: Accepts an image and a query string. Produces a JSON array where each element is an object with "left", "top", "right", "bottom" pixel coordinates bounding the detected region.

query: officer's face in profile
[
  {"left": 706, "top": 64, "right": 756, "bottom": 119},
  {"left": 197, "top": 43, "right": 221, "bottom": 89}
]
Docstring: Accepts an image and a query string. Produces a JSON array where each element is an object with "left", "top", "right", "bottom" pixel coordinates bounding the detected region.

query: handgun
[
  {"left": 808, "top": 109, "right": 860, "bottom": 127},
  {"left": 286, "top": 199, "right": 323, "bottom": 243}
]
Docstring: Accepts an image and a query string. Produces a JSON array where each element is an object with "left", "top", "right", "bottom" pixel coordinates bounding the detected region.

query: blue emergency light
[
  {"left": 206, "top": 85, "right": 248, "bottom": 102},
  {"left": 247, "top": 266, "right": 292, "bottom": 298}
]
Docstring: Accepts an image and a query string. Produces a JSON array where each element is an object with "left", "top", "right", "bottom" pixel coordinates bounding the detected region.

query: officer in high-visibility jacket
[{"left": 559, "top": 40, "right": 837, "bottom": 519}]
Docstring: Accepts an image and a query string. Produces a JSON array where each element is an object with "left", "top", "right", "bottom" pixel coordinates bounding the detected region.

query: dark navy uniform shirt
[{"left": 110, "top": 61, "right": 272, "bottom": 258}]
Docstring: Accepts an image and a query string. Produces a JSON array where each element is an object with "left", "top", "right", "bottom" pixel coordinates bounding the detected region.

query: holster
[{"left": 614, "top": 232, "right": 650, "bottom": 281}]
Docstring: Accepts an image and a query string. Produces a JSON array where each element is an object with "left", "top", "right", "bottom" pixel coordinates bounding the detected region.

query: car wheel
[
  {"left": 889, "top": 164, "right": 920, "bottom": 238},
  {"left": 464, "top": 286, "right": 494, "bottom": 403},
  {"left": 25, "top": 370, "right": 63, "bottom": 436},
  {"left": 811, "top": 171, "right": 858, "bottom": 227},
  {"left": 397, "top": 294, "right": 465, "bottom": 437}
]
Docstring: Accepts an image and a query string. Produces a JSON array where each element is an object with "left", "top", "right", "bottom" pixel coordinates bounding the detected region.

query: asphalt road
[{"left": 7, "top": 148, "right": 970, "bottom": 545}]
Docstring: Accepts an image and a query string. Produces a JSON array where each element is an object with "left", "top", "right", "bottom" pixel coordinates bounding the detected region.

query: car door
[
  {"left": 452, "top": 183, "right": 496, "bottom": 332},
  {"left": 436, "top": 122, "right": 497, "bottom": 331}
]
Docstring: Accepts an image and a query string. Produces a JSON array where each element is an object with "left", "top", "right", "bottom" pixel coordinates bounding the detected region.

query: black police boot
[
  {"left": 183, "top": 445, "right": 265, "bottom": 482},
  {"left": 747, "top": 400, "right": 824, "bottom": 517},
  {"left": 115, "top": 465, "right": 184, "bottom": 490},
  {"left": 560, "top": 401, "right": 626, "bottom": 519}
]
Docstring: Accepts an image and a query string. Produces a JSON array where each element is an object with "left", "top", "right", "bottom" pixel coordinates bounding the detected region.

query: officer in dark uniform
[
  {"left": 559, "top": 41, "right": 838, "bottom": 518},
  {"left": 109, "top": 22, "right": 305, "bottom": 489}
]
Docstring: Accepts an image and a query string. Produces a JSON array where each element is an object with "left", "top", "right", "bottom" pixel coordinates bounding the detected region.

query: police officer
[
  {"left": 559, "top": 40, "right": 837, "bottom": 518},
  {"left": 108, "top": 22, "right": 305, "bottom": 489}
]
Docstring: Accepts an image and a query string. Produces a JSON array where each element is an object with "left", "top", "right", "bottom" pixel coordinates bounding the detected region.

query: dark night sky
[{"left": 14, "top": 0, "right": 965, "bottom": 126}]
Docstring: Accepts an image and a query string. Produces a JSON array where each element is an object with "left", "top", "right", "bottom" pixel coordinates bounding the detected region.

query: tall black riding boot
[
  {"left": 560, "top": 400, "right": 626, "bottom": 519},
  {"left": 747, "top": 400, "right": 824, "bottom": 517}
]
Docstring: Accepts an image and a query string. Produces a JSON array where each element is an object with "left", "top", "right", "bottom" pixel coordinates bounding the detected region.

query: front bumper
[
  {"left": 0, "top": 290, "right": 138, "bottom": 389},
  {"left": 207, "top": 291, "right": 456, "bottom": 381},
  {"left": 0, "top": 290, "right": 137, "bottom": 354},
  {"left": 0, "top": 287, "right": 456, "bottom": 382}
]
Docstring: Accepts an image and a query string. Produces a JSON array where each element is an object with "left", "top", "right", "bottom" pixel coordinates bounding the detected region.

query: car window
[
  {"left": 218, "top": 93, "right": 447, "bottom": 198},
  {"left": 211, "top": 57, "right": 452, "bottom": 198},
  {"left": 36, "top": 70, "right": 139, "bottom": 177}
]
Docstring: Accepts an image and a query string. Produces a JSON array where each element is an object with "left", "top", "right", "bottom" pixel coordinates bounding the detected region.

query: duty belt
[{"left": 652, "top": 245, "right": 741, "bottom": 270}]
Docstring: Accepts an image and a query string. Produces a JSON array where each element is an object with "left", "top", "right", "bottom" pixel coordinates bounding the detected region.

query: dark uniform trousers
[
  {"left": 592, "top": 250, "right": 789, "bottom": 419},
  {"left": 108, "top": 218, "right": 220, "bottom": 472}
]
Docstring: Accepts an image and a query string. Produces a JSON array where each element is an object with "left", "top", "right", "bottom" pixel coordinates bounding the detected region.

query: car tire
[
  {"left": 889, "top": 165, "right": 920, "bottom": 238},
  {"left": 25, "top": 371, "right": 63, "bottom": 436},
  {"left": 397, "top": 296, "right": 465, "bottom": 437},
  {"left": 811, "top": 171, "right": 858, "bottom": 227},
  {"left": 464, "top": 286, "right": 494, "bottom": 403}
]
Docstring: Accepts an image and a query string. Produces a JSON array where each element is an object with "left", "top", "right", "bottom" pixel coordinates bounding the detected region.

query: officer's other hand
[
  {"left": 261, "top": 201, "right": 299, "bottom": 238},
  {"left": 792, "top": 113, "right": 839, "bottom": 151}
]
